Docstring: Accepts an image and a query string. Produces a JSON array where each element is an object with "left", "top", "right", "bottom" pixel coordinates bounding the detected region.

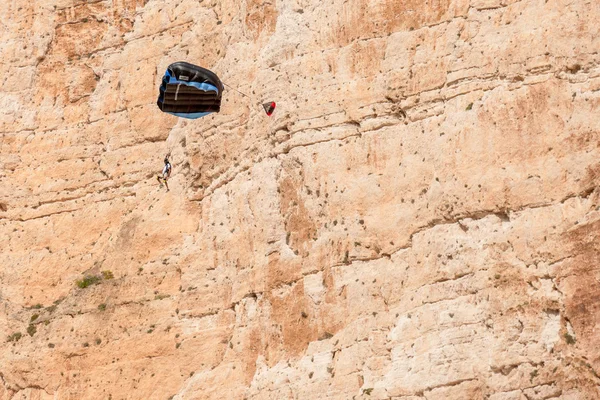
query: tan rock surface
[{"left": 1, "top": 0, "right": 600, "bottom": 398}]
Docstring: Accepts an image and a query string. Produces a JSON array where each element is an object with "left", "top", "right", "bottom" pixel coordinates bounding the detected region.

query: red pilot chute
[{"left": 263, "top": 102, "right": 276, "bottom": 116}]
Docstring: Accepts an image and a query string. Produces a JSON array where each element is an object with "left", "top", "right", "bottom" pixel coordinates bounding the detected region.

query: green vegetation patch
[
  {"left": 564, "top": 332, "right": 576, "bottom": 345},
  {"left": 101, "top": 270, "right": 114, "bottom": 280},
  {"left": 27, "top": 324, "right": 36, "bottom": 337},
  {"left": 7, "top": 332, "right": 22, "bottom": 342},
  {"left": 76, "top": 275, "right": 102, "bottom": 289}
]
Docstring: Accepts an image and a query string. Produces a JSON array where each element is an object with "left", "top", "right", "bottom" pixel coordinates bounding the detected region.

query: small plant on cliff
[
  {"left": 98, "top": 303, "right": 107, "bottom": 311},
  {"left": 530, "top": 369, "right": 538, "bottom": 381},
  {"left": 30, "top": 314, "right": 39, "bottom": 322},
  {"left": 7, "top": 332, "right": 22, "bottom": 342},
  {"left": 27, "top": 324, "right": 36, "bottom": 337},
  {"left": 101, "top": 270, "right": 114, "bottom": 280},
  {"left": 466, "top": 102, "right": 473, "bottom": 111},
  {"left": 564, "top": 332, "right": 576, "bottom": 345},
  {"left": 76, "top": 275, "right": 101, "bottom": 289}
]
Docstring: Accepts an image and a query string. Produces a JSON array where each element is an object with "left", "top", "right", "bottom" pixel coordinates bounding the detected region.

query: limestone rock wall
[{"left": 1, "top": 0, "right": 600, "bottom": 399}]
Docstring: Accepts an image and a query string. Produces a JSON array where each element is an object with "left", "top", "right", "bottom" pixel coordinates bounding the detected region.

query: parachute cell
[{"left": 157, "top": 62, "right": 224, "bottom": 119}]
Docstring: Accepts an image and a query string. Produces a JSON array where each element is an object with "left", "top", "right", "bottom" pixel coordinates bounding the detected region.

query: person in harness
[{"left": 157, "top": 156, "right": 172, "bottom": 191}]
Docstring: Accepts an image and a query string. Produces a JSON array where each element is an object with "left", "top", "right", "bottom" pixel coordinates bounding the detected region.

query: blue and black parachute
[
  {"left": 157, "top": 62, "right": 224, "bottom": 119},
  {"left": 157, "top": 61, "right": 275, "bottom": 119}
]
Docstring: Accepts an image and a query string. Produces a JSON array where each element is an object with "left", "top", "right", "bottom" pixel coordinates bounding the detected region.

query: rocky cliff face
[{"left": 1, "top": 0, "right": 600, "bottom": 399}]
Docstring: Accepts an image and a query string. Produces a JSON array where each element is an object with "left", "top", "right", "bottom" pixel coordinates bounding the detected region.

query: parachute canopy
[{"left": 157, "top": 62, "right": 224, "bottom": 119}]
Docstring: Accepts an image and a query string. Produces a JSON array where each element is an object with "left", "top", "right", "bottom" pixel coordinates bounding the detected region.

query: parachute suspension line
[
  {"left": 222, "top": 81, "right": 252, "bottom": 99},
  {"left": 222, "top": 80, "right": 277, "bottom": 116}
]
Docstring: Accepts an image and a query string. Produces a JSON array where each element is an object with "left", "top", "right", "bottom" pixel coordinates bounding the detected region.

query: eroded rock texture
[{"left": 1, "top": 0, "right": 599, "bottom": 398}]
